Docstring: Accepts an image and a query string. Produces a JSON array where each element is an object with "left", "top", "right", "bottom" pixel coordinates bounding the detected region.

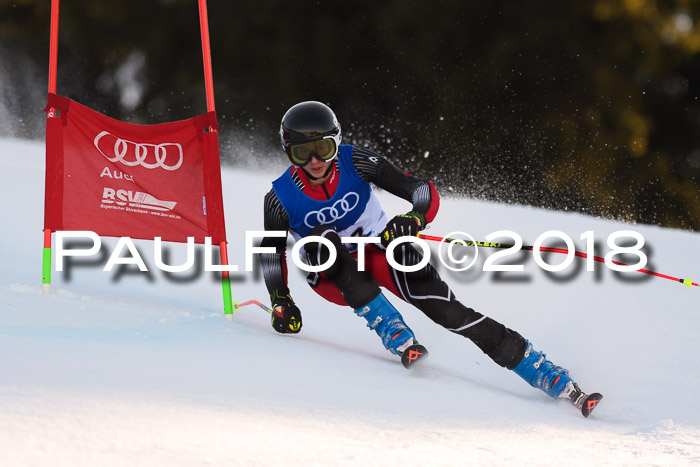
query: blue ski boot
[
  {"left": 513, "top": 341, "right": 578, "bottom": 399},
  {"left": 354, "top": 292, "right": 416, "bottom": 356}
]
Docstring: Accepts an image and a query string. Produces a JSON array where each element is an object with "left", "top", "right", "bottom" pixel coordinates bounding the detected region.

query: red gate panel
[{"left": 44, "top": 93, "right": 226, "bottom": 244}]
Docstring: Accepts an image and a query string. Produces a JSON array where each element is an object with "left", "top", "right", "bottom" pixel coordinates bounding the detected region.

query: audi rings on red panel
[{"left": 93, "top": 131, "right": 184, "bottom": 171}]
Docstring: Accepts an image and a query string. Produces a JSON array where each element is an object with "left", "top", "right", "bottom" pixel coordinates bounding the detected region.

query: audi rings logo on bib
[
  {"left": 93, "top": 131, "right": 184, "bottom": 171},
  {"left": 304, "top": 192, "right": 360, "bottom": 228}
]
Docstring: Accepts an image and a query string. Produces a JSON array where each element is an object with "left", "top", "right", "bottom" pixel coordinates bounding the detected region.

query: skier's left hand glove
[
  {"left": 380, "top": 211, "right": 426, "bottom": 248},
  {"left": 271, "top": 296, "right": 302, "bottom": 334}
]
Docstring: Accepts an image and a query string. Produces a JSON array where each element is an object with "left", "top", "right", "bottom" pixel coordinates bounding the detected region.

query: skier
[{"left": 259, "top": 101, "right": 601, "bottom": 415}]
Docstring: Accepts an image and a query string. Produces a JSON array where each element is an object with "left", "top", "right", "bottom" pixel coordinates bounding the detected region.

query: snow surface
[{"left": 1, "top": 137, "right": 699, "bottom": 466}]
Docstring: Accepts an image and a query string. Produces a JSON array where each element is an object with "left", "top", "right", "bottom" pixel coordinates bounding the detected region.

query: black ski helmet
[{"left": 280, "top": 101, "right": 341, "bottom": 165}]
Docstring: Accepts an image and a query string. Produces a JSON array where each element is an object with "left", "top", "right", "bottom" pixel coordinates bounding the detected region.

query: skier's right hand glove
[
  {"left": 271, "top": 296, "right": 302, "bottom": 334},
  {"left": 380, "top": 211, "right": 426, "bottom": 248}
]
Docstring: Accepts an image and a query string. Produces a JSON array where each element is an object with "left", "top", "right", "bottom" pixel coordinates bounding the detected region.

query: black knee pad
[
  {"left": 304, "top": 225, "right": 350, "bottom": 279},
  {"left": 305, "top": 225, "right": 343, "bottom": 260},
  {"left": 304, "top": 225, "right": 379, "bottom": 308}
]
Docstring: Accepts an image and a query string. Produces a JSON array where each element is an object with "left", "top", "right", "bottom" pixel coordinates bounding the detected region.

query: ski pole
[
  {"left": 232, "top": 299, "right": 273, "bottom": 314},
  {"left": 418, "top": 233, "right": 697, "bottom": 289}
]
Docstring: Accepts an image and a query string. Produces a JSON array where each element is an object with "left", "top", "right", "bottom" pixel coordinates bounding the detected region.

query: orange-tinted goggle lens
[{"left": 290, "top": 137, "right": 338, "bottom": 166}]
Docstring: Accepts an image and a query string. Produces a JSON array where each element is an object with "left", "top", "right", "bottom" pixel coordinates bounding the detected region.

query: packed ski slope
[{"left": 1, "top": 138, "right": 699, "bottom": 466}]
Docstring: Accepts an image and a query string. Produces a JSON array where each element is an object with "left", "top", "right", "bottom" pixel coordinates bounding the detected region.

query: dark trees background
[{"left": 1, "top": 0, "right": 699, "bottom": 230}]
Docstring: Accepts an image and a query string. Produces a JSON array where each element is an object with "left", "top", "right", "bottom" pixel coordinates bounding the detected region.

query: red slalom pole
[
  {"left": 198, "top": 0, "right": 216, "bottom": 117},
  {"left": 43, "top": 0, "right": 61, "bottom": 293},
  {"left": 198, "top": 0, "right": 232, "bottom": 318},
  {"left": 419, "top": 233, "right": 697, "bottom": 288},
  {"left": 48, "top": 0, "right": 59, "bottom": 97}
]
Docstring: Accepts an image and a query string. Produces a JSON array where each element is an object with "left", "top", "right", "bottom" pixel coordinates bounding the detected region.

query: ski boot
[
  {"left": 354, "top": 292, "right": 416, "bottom": 356},
  {"left": 512, "top": 341, "right": 576, "bottom": 399},
  {"left": 513, "top": 341, "right": 603, "bottom": 417}
]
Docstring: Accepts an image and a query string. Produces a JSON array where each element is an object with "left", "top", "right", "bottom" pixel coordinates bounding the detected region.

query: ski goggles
[{"left": 288, "top": 134, "right": 340, "bottom": 167}]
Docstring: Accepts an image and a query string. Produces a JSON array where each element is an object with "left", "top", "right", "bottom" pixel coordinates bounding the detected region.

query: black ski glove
[
  {"left": 271, "top": 295, "right": 302, "bottom": 334},
  {"left": 380, "top": 211, "right": 427, "bottom": 248}
]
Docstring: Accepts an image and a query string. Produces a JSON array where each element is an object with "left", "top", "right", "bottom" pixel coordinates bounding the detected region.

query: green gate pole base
[
  {"left": 222, "top": 277, "right": 233, "bottom": 321},
  {"left": 42, "top": 247, "right": 52, "bottom": 294}
]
